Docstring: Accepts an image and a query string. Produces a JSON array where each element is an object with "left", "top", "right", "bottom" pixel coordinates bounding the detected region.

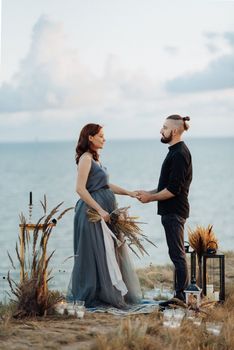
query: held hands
[
  {"left": 135, "top": 190, "right": 152, "bottom": 203},
  {"left": 127, "top": 190, "right": 151, "bottom": 203},
  {"left": 127, "top": 190, "right": 139, "bottom": 198}
]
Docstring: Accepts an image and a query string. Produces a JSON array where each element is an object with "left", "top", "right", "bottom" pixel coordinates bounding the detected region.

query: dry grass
[
  {"left": 1, "top": 300, "right": 234, "bottom": 350},
  {"left": 91, "top": 291, "right": 234, "bottom": 350},
  {"left": 90, "top": 252, "right": 234, "bottom": 350},
  {"left": 1, "top": 288, "right": 234, "bottom": 349},
  {"left": 1, "top": 244, "right": 234, "bottom": 349},
  {"left": 136, "top": 264, "right": 174, "bottom": 291}
]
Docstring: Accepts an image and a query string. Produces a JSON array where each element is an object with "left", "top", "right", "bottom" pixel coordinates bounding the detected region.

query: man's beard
[{"left": 161, "top": 131, "right": 173, "bottom": 144}]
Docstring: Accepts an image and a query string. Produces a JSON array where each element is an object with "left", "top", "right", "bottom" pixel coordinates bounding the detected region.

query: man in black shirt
[{"left": 137, "top": 114, "right": 192, "bottom": 306}]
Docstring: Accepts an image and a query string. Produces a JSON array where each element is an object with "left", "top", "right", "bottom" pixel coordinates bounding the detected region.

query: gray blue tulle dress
[{"left": 67, "top": 159, "right": 141, "bottom": 308}]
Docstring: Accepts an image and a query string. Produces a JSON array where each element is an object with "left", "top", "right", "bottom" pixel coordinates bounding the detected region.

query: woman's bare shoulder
[{"left": 78, "top": 153, "right": 93, "bottom": 169}]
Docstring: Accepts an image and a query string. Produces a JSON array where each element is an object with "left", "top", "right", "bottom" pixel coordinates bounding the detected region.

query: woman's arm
[
  {"left": 109, "top": 183, "right": 138, "bottom": 197},
  {"left": 76, "top": 155, "right": 110, "bottom": 221}
]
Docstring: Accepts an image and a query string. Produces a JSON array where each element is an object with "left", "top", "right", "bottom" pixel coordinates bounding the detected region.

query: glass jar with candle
[
  {"left": 55, "top": 300, "right": 67, "bottom": 315},
  {"left": 74, "top": 300, "right": 85, "bottom": 319},
  {"left": 67, "top": 303, "right": 76, "bottom": 316}
]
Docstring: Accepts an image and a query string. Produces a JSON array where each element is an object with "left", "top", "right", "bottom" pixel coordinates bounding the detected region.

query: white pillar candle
[
  {"left": 214, "top": 291, "right": 219, "bottom": 301},
  {"left": 206, "top": 284, "right": 214, "bottom": 298}
]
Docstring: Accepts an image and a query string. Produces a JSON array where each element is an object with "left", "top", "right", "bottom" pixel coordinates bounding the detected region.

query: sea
[{"left": 0, "top": 138, "right": 233, "bottom": 301}]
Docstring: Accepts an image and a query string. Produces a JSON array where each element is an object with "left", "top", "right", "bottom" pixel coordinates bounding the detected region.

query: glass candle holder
[
  {"left": 55, "top": 301, "right": 67, "bottom": 315},
  {"left": 186, "top": 309, "right": 195, "bottom": 320},
  {"left": 163, "top": 309, "right": 174, "bottom": 321},
  {"left": 74, "top": 300, "right": 85, "bottom": 319},
  {"left": 163, "top": 309, "right": 182, "bottom": 328},
  {"left": 67, "top": 303, "right": 76, "bottom": 316},
  {"left": 193, "top": 318, "right": 202, "bottom": 326},
  {"left": 173, "top": 309, "right": 185, "bottom": 322},
  {"left": 206, "top": 322, "right": 222, "bottom": 336}
]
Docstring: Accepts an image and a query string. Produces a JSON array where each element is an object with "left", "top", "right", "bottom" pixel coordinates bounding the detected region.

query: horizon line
[{"left": 0, "top": 135, "right": 234, "bottom": 144}]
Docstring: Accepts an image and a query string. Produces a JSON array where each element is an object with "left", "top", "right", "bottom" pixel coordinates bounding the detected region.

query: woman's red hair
[{"left": 75, "top": 123, "right": 102, "bottom": 164}]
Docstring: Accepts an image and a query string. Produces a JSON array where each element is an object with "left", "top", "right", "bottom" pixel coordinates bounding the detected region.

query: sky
[{"left": 0, "top": 0, "right": 234, "bottom": 141}]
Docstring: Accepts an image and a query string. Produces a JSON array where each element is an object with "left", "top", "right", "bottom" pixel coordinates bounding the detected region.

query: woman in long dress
[{"left": 67, "top": 123, "right": 141, "bottom": 308}]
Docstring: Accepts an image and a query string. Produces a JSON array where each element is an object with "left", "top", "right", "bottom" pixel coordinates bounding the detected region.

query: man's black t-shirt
[{"left": 157, "top": 141, "right": 192, "bottom": 219}]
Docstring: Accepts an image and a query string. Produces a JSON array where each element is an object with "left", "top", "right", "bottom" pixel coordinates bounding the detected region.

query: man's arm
[
  {"left": 149, "top": 188, "right": 158, "bottom": 194},
  {"left": 136, "top": 188, "right": 157, "bottom": 195},
  {"left": 137, "top": 188, "right": 175, "bottom": 203}
]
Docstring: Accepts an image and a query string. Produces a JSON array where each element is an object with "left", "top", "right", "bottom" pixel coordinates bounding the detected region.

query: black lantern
[
  {"left": 202, "top": 252, "right": 225, "bottom": 302},
  {"left": 184, "top": 277, "right": 202, "bottom": 309},
  {"left": 187, "top": 225, "right": 224, "bottom": 302}
]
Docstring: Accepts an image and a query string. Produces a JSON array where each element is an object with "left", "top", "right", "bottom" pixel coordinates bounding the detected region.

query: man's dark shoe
[
  {"left": 159, "top": 297, "right": 186, "bottom": 308},
  {"left": 175, "top": 291, "right": 186, "bottom": 301}
]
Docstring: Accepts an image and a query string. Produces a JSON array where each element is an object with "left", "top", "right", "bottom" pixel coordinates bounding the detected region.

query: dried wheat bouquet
[
  {"left": 188, "top": 224, "right": 218, "bottom": 257},
  {"left": 87, "top": 206, "right": 157, "bottom": 259}
]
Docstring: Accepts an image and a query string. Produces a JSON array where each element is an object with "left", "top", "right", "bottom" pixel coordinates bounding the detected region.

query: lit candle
[
  {"left": 29, "top": 192, "right": 33, "bottom": 206},
  {"left": 55, "top": 301, "right": 66, "bottom": 315}
]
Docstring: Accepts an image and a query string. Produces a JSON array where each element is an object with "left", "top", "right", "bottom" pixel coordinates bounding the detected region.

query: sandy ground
[
  {"left": 2, "top": 252, "right": 233, "bottom": 349},
  {"left": 0, "top": 312, "right": 143, "bottom": 350}
]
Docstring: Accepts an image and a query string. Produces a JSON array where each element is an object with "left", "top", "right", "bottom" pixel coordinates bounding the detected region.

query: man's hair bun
[{"left": 183, "top": 116, "right": 190, "bottom": 121}]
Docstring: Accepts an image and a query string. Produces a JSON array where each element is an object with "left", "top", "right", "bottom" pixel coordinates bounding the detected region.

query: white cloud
[
  {"left": 164, "top": 46, "right": 179, "bottom": 55},
  {"left": 224, "top": 32, "right": 234, "bottom": 46},
  {"left": 166, "top": 53, "right": 234, "bottom": 92},
  {"left": 0, "top": 15, "right": 100, "bottom": 112},
  {"left": 0, "top": 16, "right": 161, "bottom": 115},
  {"left": 166, "top": 32, "right": 234, "bottom": 92},
  {"left": 0, "top": 16, "right": 234, "bottom": 140}
]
